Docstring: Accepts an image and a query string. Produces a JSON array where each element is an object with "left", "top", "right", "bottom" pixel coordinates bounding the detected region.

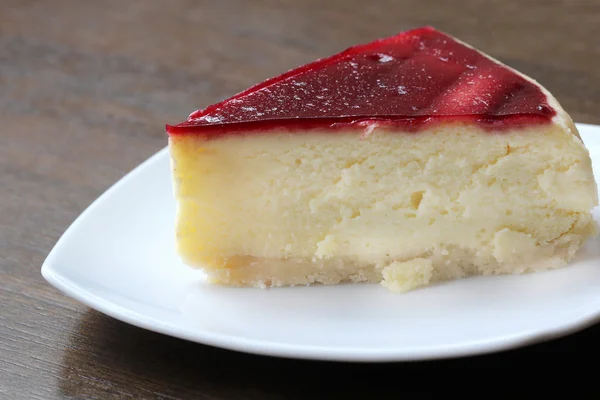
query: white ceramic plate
[{"left": 42, "top": 123, "right": 600, "bottom": 362}]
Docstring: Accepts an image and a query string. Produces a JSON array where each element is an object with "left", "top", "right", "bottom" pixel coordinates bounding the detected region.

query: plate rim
[{"left": 41, "top": 122, "right": 600, "bottom": 362}]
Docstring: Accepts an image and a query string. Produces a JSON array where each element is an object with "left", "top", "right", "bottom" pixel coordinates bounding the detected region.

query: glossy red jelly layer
[{"left": 167, "top": 26, "right": 555, "bottom": 137}]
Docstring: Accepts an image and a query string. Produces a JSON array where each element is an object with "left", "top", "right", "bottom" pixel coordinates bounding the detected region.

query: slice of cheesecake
[{"left": 166, "top": 26, "right": 598, "bottom": 292}]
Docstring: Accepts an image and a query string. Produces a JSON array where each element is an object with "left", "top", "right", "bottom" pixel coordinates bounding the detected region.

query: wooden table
[{"left": 2, "top": 0, "right": 599, "bottom": 397}]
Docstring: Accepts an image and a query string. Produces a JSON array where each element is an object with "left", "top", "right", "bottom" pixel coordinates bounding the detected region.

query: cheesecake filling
[{"left": 169, "top": 122, "right": 598, "bottom": 291}]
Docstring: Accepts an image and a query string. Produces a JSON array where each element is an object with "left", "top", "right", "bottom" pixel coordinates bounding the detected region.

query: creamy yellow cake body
[{"left": 169, "top": 120, "right": 598, "bottom": 292}]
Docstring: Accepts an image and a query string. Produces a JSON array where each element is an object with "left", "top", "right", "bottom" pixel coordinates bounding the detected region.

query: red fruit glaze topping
[{"left": 167, "top": 26, "right": 555, "bottom": 137}]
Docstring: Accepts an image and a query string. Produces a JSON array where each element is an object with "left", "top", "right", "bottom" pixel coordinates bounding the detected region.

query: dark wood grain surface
[{"left": 2, "top": 0, "right": 600, "bottom": 398}]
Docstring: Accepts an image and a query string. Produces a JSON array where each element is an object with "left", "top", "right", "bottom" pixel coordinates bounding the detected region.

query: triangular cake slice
[{"left": 167, "top": 26, "right": 598, "bottom": 292}]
